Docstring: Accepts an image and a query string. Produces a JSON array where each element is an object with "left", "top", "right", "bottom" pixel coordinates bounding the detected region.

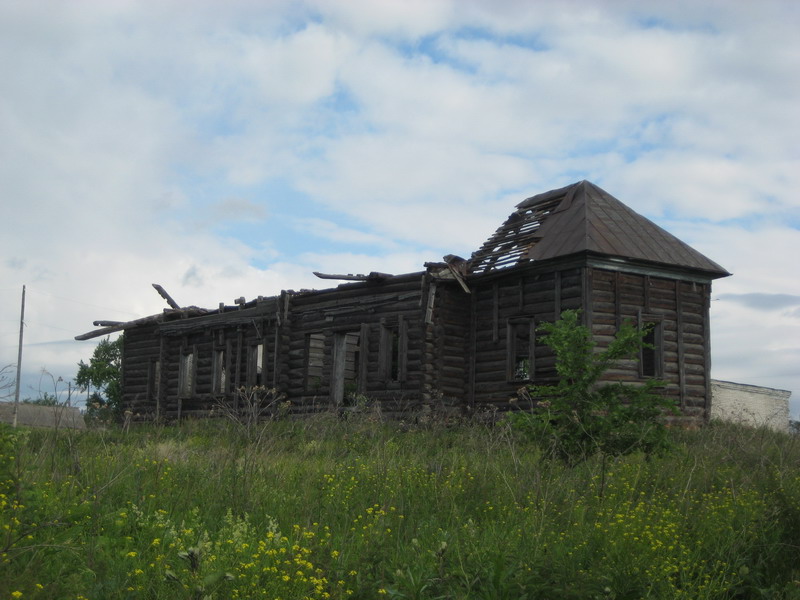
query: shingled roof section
[{"left": 468, "top": 180, "right": 730, "bottom": 278}]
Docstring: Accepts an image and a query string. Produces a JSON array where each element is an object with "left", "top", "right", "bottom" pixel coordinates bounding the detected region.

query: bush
[{"left": 511, "top": 310, "right": 676, "bottom": 463}]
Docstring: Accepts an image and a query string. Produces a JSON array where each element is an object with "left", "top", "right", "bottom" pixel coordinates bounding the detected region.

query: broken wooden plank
[
  {"left": 313, "top": 271, "right": 393, "bottom": 282},
  {"left": 152, "top": 283, "right": 180, "bottom": 310}
]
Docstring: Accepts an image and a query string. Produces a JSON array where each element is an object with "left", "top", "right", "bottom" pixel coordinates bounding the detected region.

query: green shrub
[{"left": 511, "top": 310, "right": 676, "bottom": 463}]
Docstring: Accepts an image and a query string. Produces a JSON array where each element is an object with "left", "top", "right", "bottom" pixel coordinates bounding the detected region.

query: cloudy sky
[{"left": 1, "top": 0, "right": 798, "bottom": 416}]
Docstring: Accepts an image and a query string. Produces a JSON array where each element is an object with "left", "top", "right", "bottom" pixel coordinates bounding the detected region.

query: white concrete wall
[
  {"left": 0, "top": 402, "right": 86, "bottom": 429},
  {"left": 710, "top": 379, "right": 791, "bottom": 432}
]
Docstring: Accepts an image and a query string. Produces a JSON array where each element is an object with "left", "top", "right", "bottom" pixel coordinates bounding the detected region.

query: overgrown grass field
[{"left": 2, "top": 416, "right": 800, "bottom": 599}]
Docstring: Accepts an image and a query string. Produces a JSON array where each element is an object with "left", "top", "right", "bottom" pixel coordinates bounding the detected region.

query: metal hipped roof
[{"left": 468, "top": 180, "right": 730, "bottom": 278}]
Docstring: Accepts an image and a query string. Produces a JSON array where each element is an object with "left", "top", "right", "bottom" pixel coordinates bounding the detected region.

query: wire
[
  {"left": 25, "top": 320, "right": 82, "bottom": 335},
  {"left": 26, "top": 289, "right": 141, "bottom": 318},
  {"left": 25, "top": 338, "right": 85, "bottom": 347}
]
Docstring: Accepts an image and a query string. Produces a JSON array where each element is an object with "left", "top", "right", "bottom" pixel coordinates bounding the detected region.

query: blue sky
[{"left": 1, "top": 0, "right": 799, "bottom": 416}]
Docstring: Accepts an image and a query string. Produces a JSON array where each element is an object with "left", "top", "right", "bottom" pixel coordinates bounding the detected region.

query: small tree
[
  {"left": 513, "top": 310, "right": 676, "bottom": 464},
  {"left": 214, "top": 386, "right": 288, "bottom": 442},
  {"left": 76, "top": 335, "right": 123, "bottom": 422},
  {"left": 0, "top": 364, "right": 14, "bottom": 401}
]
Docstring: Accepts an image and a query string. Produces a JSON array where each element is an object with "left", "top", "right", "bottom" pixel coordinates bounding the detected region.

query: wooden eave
[
  {"left": 464, "top": 250, "right": 728, "bottom": 287},
  {"left": 582, "top": 251, "right": 731, "bottom": 283},
  {"left": 76, "top": 306, "right": 216, "bottom": 340},
  {"left": 158, "top": 302, "right": 280, "bottom": 335},
  {"left": 75, "top": 313, "right": 164, "bottom": 341}
]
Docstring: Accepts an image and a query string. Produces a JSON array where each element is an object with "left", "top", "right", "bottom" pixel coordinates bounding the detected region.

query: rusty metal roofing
[{"left": 468, "top": 180, "right": 730, "bottom": 277}]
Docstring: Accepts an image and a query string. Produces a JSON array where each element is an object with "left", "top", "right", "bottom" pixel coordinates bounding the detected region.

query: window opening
[
  {"left": 389, "top": 328, "right": 399, "bottom": 381},
  {"left": 380, "top": 319, "right": 406, "bottom": 383},
  {"left": 178, "top": 351, "right": 195, "bottom": 398},
  {"left": 248, "top": 343, "right": 265, "bottom": 387},
  {"left": 333, "top": 331, "right": 362, "bottom": 405},
  {"left": 344, "top": 332, "right": 361, "bottom": 392},
  {"left": 213, "top": 349, "right": 227, "bottom": 394},
  {"left": 305, "top": 333, "right": 325, "bottom": 390},
  {"left": 640, "top": 318, "right": 663, "bottom": 378},
  {"left": 507, "top": 319, "right": 534, "bottom": 382}
]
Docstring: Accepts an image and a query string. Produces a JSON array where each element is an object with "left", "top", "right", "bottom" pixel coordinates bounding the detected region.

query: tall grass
[{"left": 2, "top": 417, "right": 800, "bottom": 599}]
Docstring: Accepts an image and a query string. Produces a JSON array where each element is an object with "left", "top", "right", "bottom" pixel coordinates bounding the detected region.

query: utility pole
[{"left": 13, "top": 284, "right": 25, "bottom": 428}]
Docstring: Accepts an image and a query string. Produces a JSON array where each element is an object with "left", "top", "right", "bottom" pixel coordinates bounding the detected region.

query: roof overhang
[{"left": 463, "top": 251, "right": 731, "bottom": 285}]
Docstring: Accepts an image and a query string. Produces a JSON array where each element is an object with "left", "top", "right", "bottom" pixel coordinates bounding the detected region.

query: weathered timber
[
  {"left": 313, "top": 271, "right": 394, "bottom": 282},
  {"left": 152, "top": 283, "right": 181, "bottom": 310}
]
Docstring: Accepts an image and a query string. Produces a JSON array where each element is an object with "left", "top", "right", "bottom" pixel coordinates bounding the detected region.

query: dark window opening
[
  {"left": 640, "top": 319, "right": 663, "bottom": 379},
  {"left": 380, "top": 318, "right": 406, "bottom": 383},
  {"left": 334, "top": 331, "right": 362, "bottom": 405},
  {"left": 507, "top": 319, "right": 535, "bottom": 382},
  {"left": 388, "top": 328, "right": 399, "bottom": 381},
  {"left": 343, "top": 332, "right": 361, "bottom": 391},
  {"left": 248, "top": 343, "right": 265, "bottom": 388}
]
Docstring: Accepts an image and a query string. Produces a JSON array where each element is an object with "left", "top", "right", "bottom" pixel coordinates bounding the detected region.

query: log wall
[
  {"left": 122, "top": 299, "right": 283, "bottom": 420},
  {"left": 469, "top": 267, "right": 583, "bottom": 410},
  {"left": 121, "top": 323, "right": 161, "bottom": 417},
  {"left": 283, "top": 274, "right": 426, "bottom": 414},
  {"left": 589, "top": 269, "right": 711, "bottom": 422},
  {"left": 423, "top": 280, "right": 470, "bottom": 405},
  {"left": 465, "top": 266, "right": 712, "bottom": 424},
  {"left": 120, "top": 264, "right": 715, "bottom": 425}
]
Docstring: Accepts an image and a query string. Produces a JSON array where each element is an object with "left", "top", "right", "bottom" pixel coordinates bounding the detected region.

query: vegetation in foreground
[{"left": 2, "top": 417, "right": 800, "bottom": 600}]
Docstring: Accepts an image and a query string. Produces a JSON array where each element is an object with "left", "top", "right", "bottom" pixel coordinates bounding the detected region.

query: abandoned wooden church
[{"left": 77, "top": 181, "right": 730, "bottom": 425}]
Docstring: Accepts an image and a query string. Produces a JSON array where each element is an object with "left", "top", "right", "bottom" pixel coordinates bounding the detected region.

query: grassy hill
[{"left": 2, "top": 416, "right": 800, "bottom": 599}]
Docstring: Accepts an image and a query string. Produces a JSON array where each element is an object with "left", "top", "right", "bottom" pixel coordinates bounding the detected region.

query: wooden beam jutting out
[
  {"left": 152, "top": 283, "right": 180, "bottom": 310},
  {"left": 313, "top": 271, "right": 393, "bottom": 282}
]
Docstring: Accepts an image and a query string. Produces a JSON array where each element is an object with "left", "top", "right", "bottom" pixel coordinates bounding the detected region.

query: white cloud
[
  {"left": 309, "top": 0, "right": 455, "bottom": 39},
  {"left": 239, "top": 24, "right": 353, "bottom": 107},
  {"left": 711, "top": 298, "right": 800, "bottom": 415},
  {"left": 204, "top": 198, "right": 268, "bottom": 227},
  {"left": 292, "top": 217, "right": 396, "bottom": 247}
]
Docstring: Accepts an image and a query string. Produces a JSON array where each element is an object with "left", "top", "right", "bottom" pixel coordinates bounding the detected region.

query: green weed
[{"left": 1, "top": 420, "right": 800, "bottom": 599}]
